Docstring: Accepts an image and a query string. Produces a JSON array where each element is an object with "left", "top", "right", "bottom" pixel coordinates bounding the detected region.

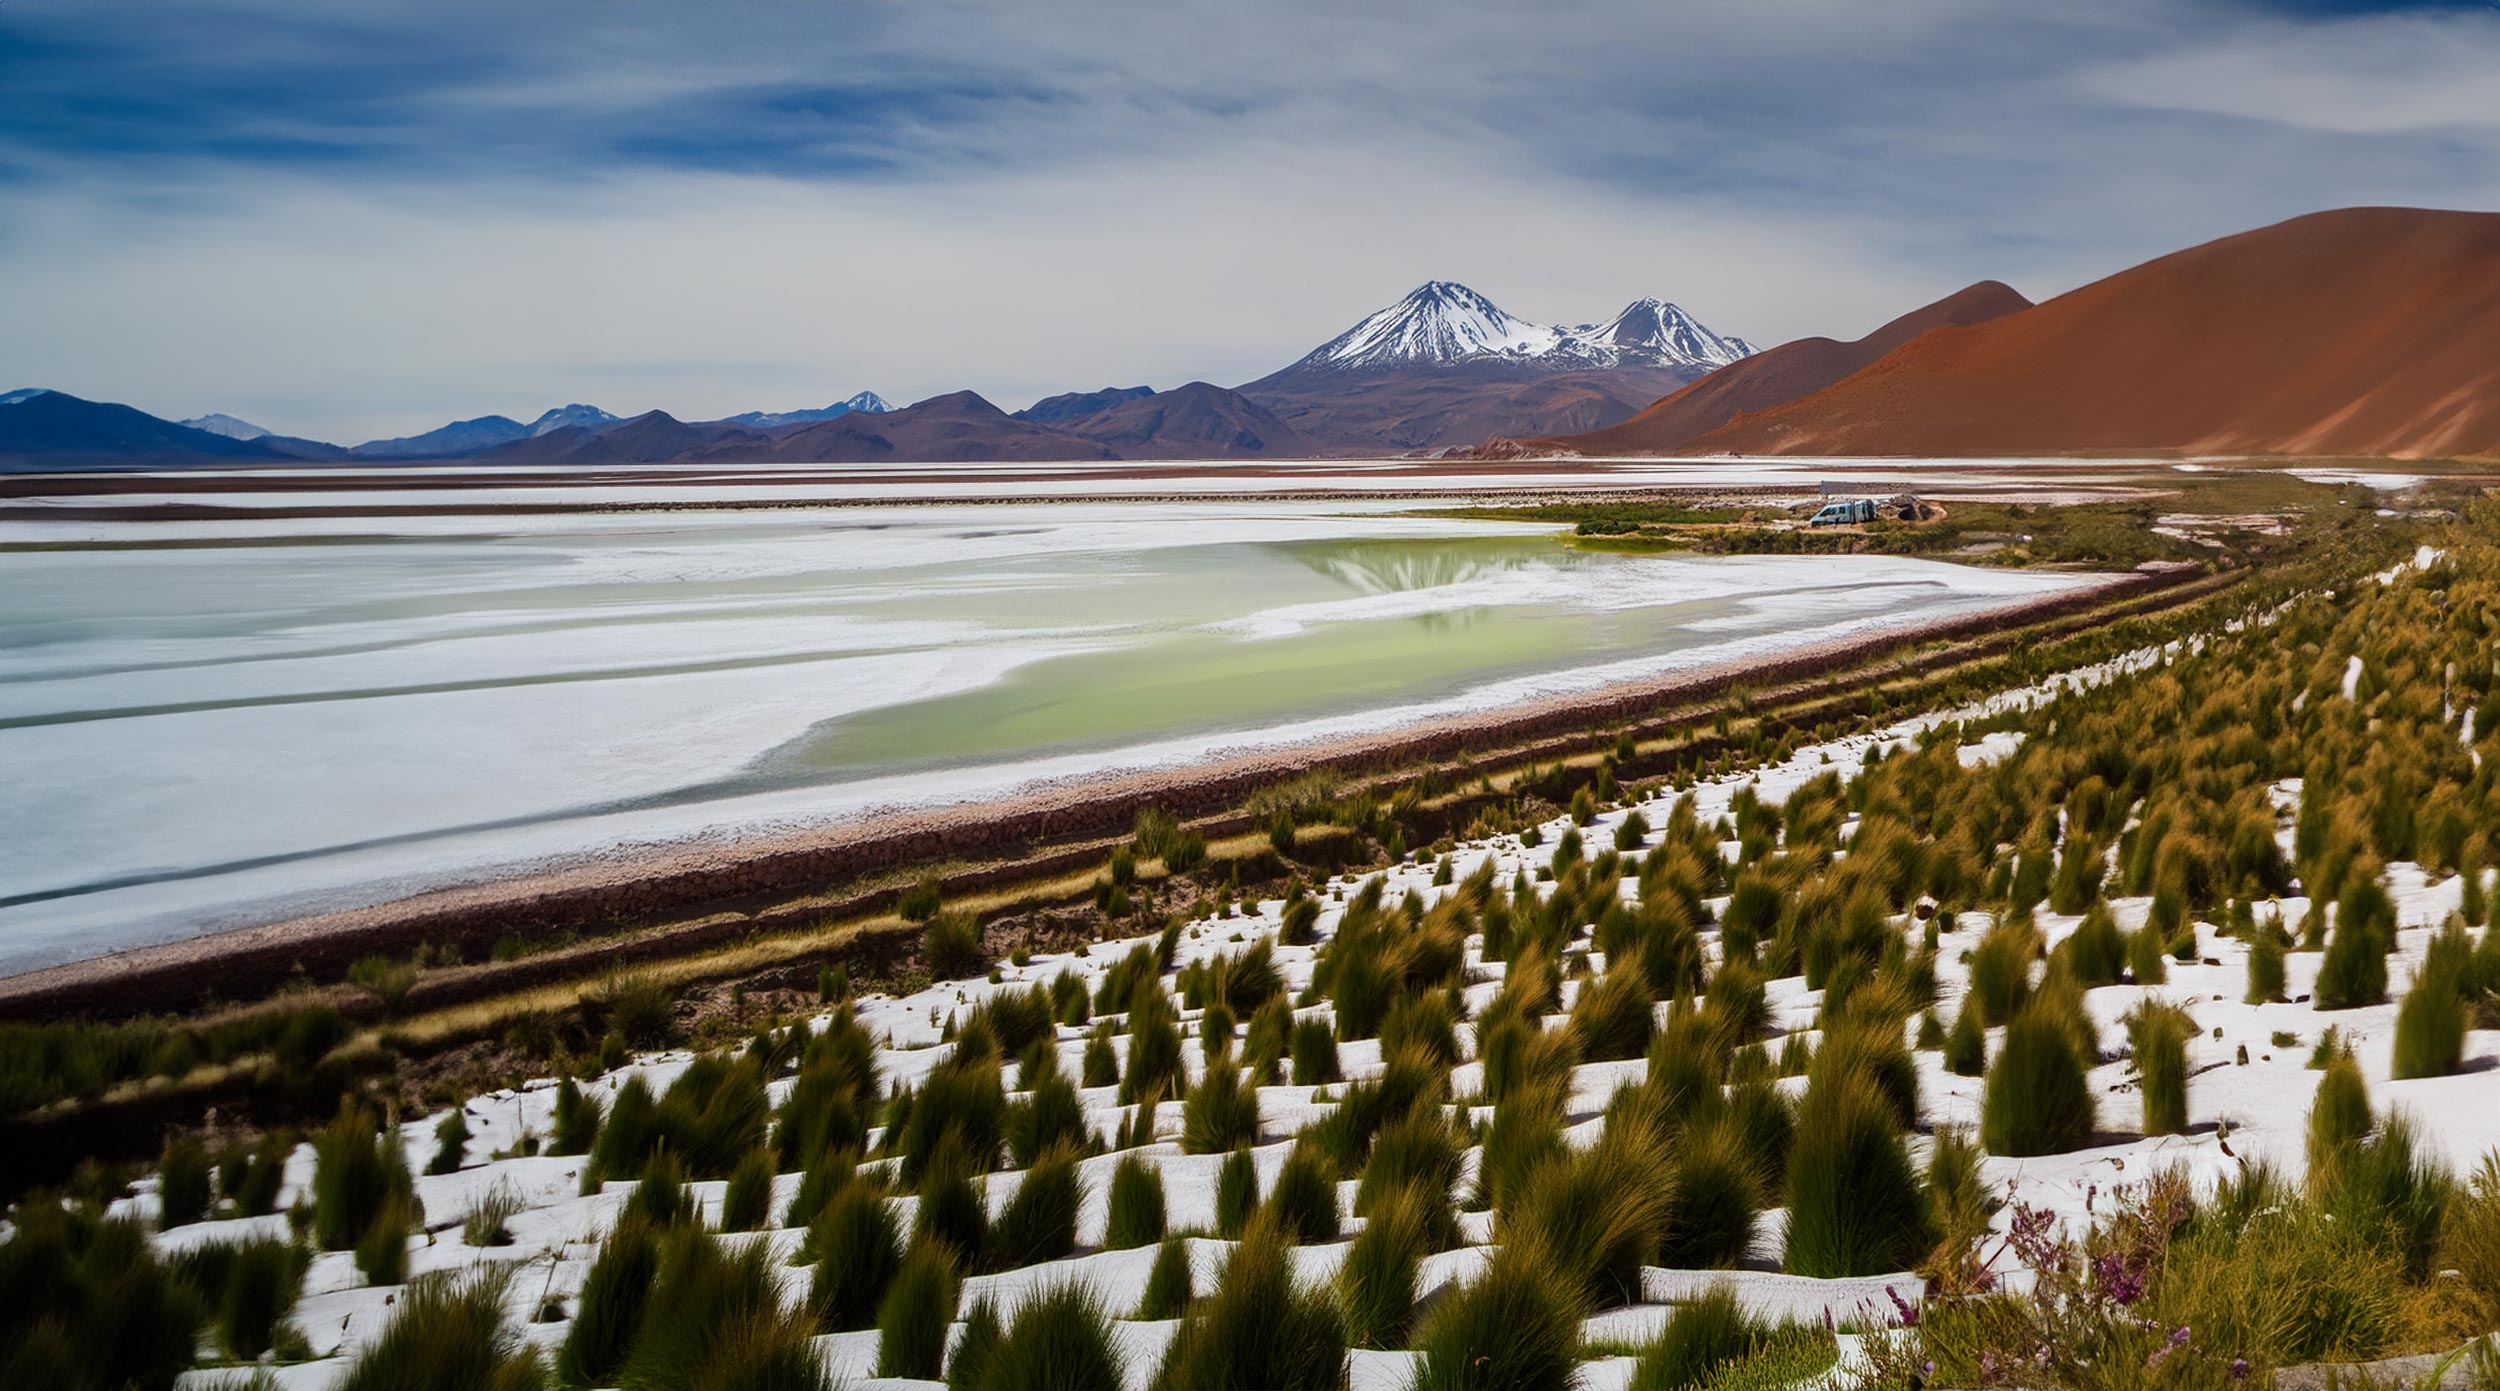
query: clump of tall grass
[
  {"left": 1967, "top": 917, "right": 2039, "bottom": 1026},
  {"left": 589, "top": 1054, "right": 770, "bottom": 1183},
  {"left": 2391, "top": 951, "right": 2468, "bottom": 1078},
  {"left": 1339, "top": 1183, "right": 1430, "bottom": 1348},
  {"left": 1657, "top": 1118, "right": 1761, "bottom": 1269},
  {"left": 984, "top": 1143, "right": 1081, "bottom": 1273},
  {"left": 559, "top": 1215, "right": 661, "bottom": 1386},
  {"left": 1573, "top": 964, "right": 1658, "bottom": 1061},
  {"left": 550, "top": 1076, "right": 602, "bottom": 1156},
  {"left": 625, "top": 1150, "right": 692, "bottom": 1229},
  {"left": 462, "top": 1178, "right": 523, "bottom": 1248},
  {"left": 1784, "top": 1064, "right": 1931, "bottom": 1277},
  {"left": 1925, "top": 1124, "right": 1994, "bottom": 1247},
  {"left": 1180, "top": 1059, "right": 1260, "bottom": 1153},
  {"left": 1265, "top": 1140, "right": 1341, "bottom": 1244},
  {"left": 1981, "top": 1000, "right": 2096, "bottom": 1156},
  {"left": 1629, "top": 1282, "right": 1796, "bottom": 1391},
  {"left": 912, "top": 1138, "right": 990, "bottom": 1261},
  {"left": 1353, "top": 1107, "right": 1463, "bottom": 1247},
  {"left": 337, "top": 1266, "right": 546, "bottom": 1391},
  {"left": 1104, "top": 1151, "right": 1167, "bottom": 1249},
  {"left": 595, "top": 969, "right": 678, "bottom": 1049},
  {"left": 720, "top": 1147, "right": 774, "bottom": 1232},
  {"left": 1120, "top": 980, "right": 1188, "bottom": 1104},
  {"left": 620, "top": 1226, "right": 828, "bottom": 1391},
  {"left": 892, "top": 1054, "right": 1006, "bottom": 1185},
  {"left": 172, "top": 1233, "right": 305, "bottom": 1360},
  {"left": 948, "top": 1297, "right": 1004, "bottom": 1391},
  {"left": 312, "top": 1101, "right": 421, "bottom": 1257},
  {"left": 428, "top": 1105, "right": 469, "bottom": 1175},
  {"left": 1153, "top": 1209, "right": 1346, "bottom": 1389},
  {"left": 1289, "top": 1016, "right": 1340, "bottom": 1085},
  {"left": 2060, "top": 904, "right": 2126, "bottom": 987},
  {"left": 2124, "top": 999, "right": 2195, "bottom": 1137},
  {"left": 157, "top": 1134, "right": 211, "bottom": 1228},
  {"left": 1943, "top": 999, "right": 1986, "bottom": 1076},
  {"left": 1410, "top": 1234, "right": 1588, "bottom": 1391},
  {"left": 2315, "top": 913, "right": 2389, "bottom": 1009},
  {"left": 0, "top": 1205, "right": 204, "bottom": 1389},
  {"left": 1214, "top": 1146, "right": 1260, "bottom": 1236},
  {"left": 1474, "top": 1072, "right": 1569, "bottom": 1213},
  {"left": 2126, "top": 922, "right": 2170, "bottom": 985},
  {"left": 974, "top": 1282, "right": 1126, "bottom": 1391},
  {"left": 1082, "top": 1022, "right": 1119, "bottom": 1089},
  {"left": 1508, "top": 1121, "right": 1674, "bottom": 1308},
  {"left": 2245, "top": 923, "right": 2288, "bottom": 1003},
  {"left": 1139, "top": 1233, "right": 1196, "bottom": 1319},
  {"left": 1006, "top": 1067, "right": 1090, "bottom": 1167},
  {"left": 876, "top": 1241, "right": 959, "bottom": 1380},
  {"left": 923, "top": 910, "right": 989, "bottom": 980},
  {"left": 2306, "top": 1051, "right": 2375, "bottom": 1180},
  {"left": 808, "top": 1179, "right": 902, "bottom": 1330}
]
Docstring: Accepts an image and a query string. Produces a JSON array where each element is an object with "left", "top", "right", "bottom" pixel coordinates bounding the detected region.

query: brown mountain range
[
  {"left": 1246, "top": 363, "right": 1701, "bottom": 454},
  {"left": 1052, "top": 381, "right": 1321, "bottom": 458},
  {"left": 1642, "top": 207, "right": 2500, "bottom": 461},
  {"left": 1548, "top": 281, "right": 2032, "bottom": 455}
]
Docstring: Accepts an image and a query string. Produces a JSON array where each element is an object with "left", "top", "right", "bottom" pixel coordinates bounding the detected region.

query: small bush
[
  {"left": 808, "top": 1181, "right": 902, "bottom": 1330},
  {"left": 1289, "top": 1017, "right": 1340, "bottom": 1085},
  {"left": 1153, "top": 1209, "right": 1345, "bottom": 1389},
  {"left": 2246, "top": 927, "right": 2288, "bottom": 1003},
  {"left": 1942, "top": 1001, "right": 1986, "bottom": 1077},
  {"left": 1181, "top": 1060, "right": 1260, "bottom": 1153},
  {"left": 1658, "top": 1119, "right": 1761, "bottom": 1270},
  {"left": 2391, "top": 955, "right": 2467, "bottom": 1078},
  {"left": 912, "top": 1141, "right": 989, "bottom": 1264},
  {"left": 1105, "top": 1152, "right": 1167, "bottom": 1250},
  {"left": 313, "top": 1101, "right": 419, "bottom": 1254},
  {"left": 337, "top": 1267, "right": 545, "bottom": 1391},
  {"left": 1339, "top": 1183, "right": 1429, "bottom": 1348},
  {"left": 2306, "top": 1052, "right": 2375, "bottom": 1184},
  {"left": 1410, "top": 1235, "right": 1586, "bottom": 1391},
  {"left": 980, "top": 1282, "right": 1126, "bottom": 1391},
  {"left": 1121, "top": 983, "right": 1188, "bottom": 1105},
  {"left": 1573, "top": 966, "right": 1658, "bottom": 1061},
  {"left": 1980, "top": 1002, "right": 2096, "bottom": 1156},
  {"left": 985, "top": 1144, "right": 1081, "bottom": 1273},
  {"left": 619, "top": 1227, "right": 826, "bottom": 1391},
  {"left": 1630, "top": 1281, "right": 1776, "bottom": 1391},
  {"left": 176, "top": 1234, "right": 304, "bottom": 1360},
  {"left": 559, "top": 1217, "right": 659, "bottom": 1386},
  {"left": 924, "top": 911, "right": 989, "bottom": 980},
  {"left": 2314, "top": 915, "right": 2389, "bottom": 1009},
  {"left": 948, "top": 1297, "right": 1004, "bottom": 1391},
  {"left": 1006, "top": 1069, "right": 1089, "bottom": 1168},
  {"left": 1783, "top": 1065, "right": 1931, "bottom": 1277},
  {"left": 899, "top": 873, "right": 943, "bottom": 923},
  {"left": 157, "top": 1135, "right": 211, "bottom": 1228},
  {"left": 429, "top": 1106, "right": 470, "bottom": 1175},
  {"left": 1966, "top": 919, "right": 2038, "bottom": 1026},
  {"left": 2126, "top": 924, "right": 2170, "bottom": 985},
  {"left": 1266, "top": 1141, "right": 1341, "bottom": 1244},
  {"left": 875, "top": 1242, "right": 959, "bottom": 1380},
  {"left": 1139, "top": 1233, "right": 1195, "bottom": 1320},
  {"left": 551, "top": 1076, "right": 601, "bottom": 1156},
  {"left": 720, "top": 1147, "right": 774, "bottom": 1232},
  {"left": 2062, "top": 904, "right": 2125, "bottom": 987},
  {"left": 1215, "top": 1147, "right": 1260, "bottom": 1237},
  {"left": 1509, "top": 1121, "right": 1673, "bottom": 1308},
  {"left": 2125, "top": 1000, "right": 2194, "bottom": 1137}
]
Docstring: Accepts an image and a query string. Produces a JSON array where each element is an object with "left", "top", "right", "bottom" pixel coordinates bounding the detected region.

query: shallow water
[{"left": 0, "top": 497, "right": 2091, "bottom": 970}]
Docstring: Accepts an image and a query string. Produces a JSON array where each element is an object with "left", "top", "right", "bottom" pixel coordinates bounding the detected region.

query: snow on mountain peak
[
  {"left": 1292, "top": 283, "right": 1751, "bottom": 374},
  {"left": 842, "top": 392, "right": 893, "bottom": 414},
  {"left": 179, "top": 412, "right": 273, "bottom": 441},
  {"left": 527, "top": 404, "right": 621, "bottom": 437}
]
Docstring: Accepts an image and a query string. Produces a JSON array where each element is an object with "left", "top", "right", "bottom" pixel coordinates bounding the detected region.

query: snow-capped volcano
[
  {"left": 1571, "top": 298, "right": 1755, "bottom": 370},
  {"left": 1283, "top": 282, "right": 1752, "bottom": 376},
  {"left": 527, "top": 404, "right": 620, "bottom": 437},
  {"left": 178, "top": 412, "right": 273, "bottom": 441}
]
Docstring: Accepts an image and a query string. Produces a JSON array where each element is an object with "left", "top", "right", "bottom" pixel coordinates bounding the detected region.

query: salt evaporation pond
[{"left": 0, "top": 497, "right": 2095, "bottom": 970}]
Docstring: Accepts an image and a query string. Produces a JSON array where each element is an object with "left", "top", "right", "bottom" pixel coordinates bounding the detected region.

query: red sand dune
[
  {"left": 1554, "top": 280, "right": 2033, "bottom": 455},
  {"left": 1674, "top": 207, "right": 2500, "bottom": 461}
]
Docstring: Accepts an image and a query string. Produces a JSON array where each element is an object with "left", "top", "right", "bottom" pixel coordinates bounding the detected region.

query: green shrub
[
  {"left": 720, "top": 1147, "right": 774, "bottom": 1232},
  {"left": 1410, "top": 1235, "right": 1586, "bottom": 1391},
  {"left": 2126, "top": 923, "right": 2169, "bottom": 985},
  {"left": 1924, "top": 1124, "right": 1994, "bottom": 1247},
  {"left": 1783, "top": 1065, "right": 1931, "bottom": 1277},
  {"left": 1153, "top": 1210, "right": 1345, "bottom": 1390},
  {"left": 2062, "top": 905, "right": 2125, "bottom": 987},
  {"left": 1966, "top": 919, "right": 2037, "bottom": 1026},
  {"left": 948, "top": 1297, "right": 1004, "bottom": 1391},
  {"left": 551, "top": 1076, "right": 601, "bottom": 1156},
  {"left": 2315, "top": 915, "right": 2388, "bottom": 1009},
  {"left": 1139, "top": 1234, "right": 1196, "bottom": 1320},
  {"left": 1510, "top": 1121, "right": 1675, "bottom": 1308},
  {"left": 1943, "top": 1001, "right": 1986, "bottom": 1077},
  {"left": 899, "top": 873, "right": 943, "bottom": 923},
  {"left": 979, "top": 1282, "right": 1126, "bottom": 1391},
  {"left": 337, "top": 1267, "right": 545, "bottom": 1391},
  {"left": 1105, "top": 1152, "right": 1167, "bottom": 1250},
  {"left": 1266, "top": 1141, "right": 1341, "bottom": 1244},
  {"left": 875, "top": 1242, "right": 959, "bottom": 1380},
  {"left": 1980, "top": 1002, "right": 2096, "bottom": 1156},
  {"left": 2391, "top": 955, "right": 2467, "bottom": 1078},
  {"left": 313, "top": 1101, "right": 419, "bottom": 1254},
  {"left": 1082, "top": 1023, "right": 1119, "bottom": 1089},
  {"left": 2125, "top": 1000, "right": 2194, "bottom": 1137},
  {"left": 596, "top": 970, "right": 677, "bottom": 1049},
  {"left": 0, "top": 1206, "right": 202, "bottom": 1391},
  {"left": 619, "top": 1227, "right": 826, "bottom": 1391},
  {"left": 1289, "top": 1016, "right": 1340, "bottom": 1085},
  {"left": 1181, "top": 1059, "right": 1261, "bottom": 1153},
  {"left": 1475, "top": 1073, "right": 1569, "bottom": 1214},
  {"left": 912, "top": 1140, "right": 989, "bottom": 1263},
  {"left": 625, "top": 1151, "right": 691, "bottom": 1229},
  {"left": 924, "top": 911, "right": 989, "bottom": 980},
  {"left": 985, "top": 1144, "right": 1081, "bottom": 1272},
  {"left": 1658, "top": 1119, "right": 1761, "bottom": 1270},
  {"left": 462, "top": 1178, "right": 522, "bottom": 1248},
  {"left": 808, "top": 1181, "right": 902, "bottom": 1330},
  {"left": 2317, "top": 1110, "right": 2454, "bottom": 1280},
  {"left": 559, "top": 1217, "right": 660, "bottom": 1386},
  {"left": 1630, "top": 1281, "right": 1776, "bottom": 1391},
  {"left": 1573, "top": 965, "right": 1658, "bottom": 1061},
  {"left": 1339, "top": 1183, "right": 1429, "bottom": 1348},
  {"left": 1121, "top": 982, "right": 1188, "bottom": 1104},
  {"left": 1006, "top": 1068, "right": 1089, "bottom": 1168},
  {"left": 157, "top": 1135, "right": 211, "bottom": 1228},
  {"left": 1199, "top": 1000, "right": 1236, "bottom": 1062},
  {"left": 1353, "top": 1107, "right": 1463, "bottom": 1247},
  {"left": 173, "top": 1234, "right": 303, "bottom": 1360},
  {"left": 429, "top": 1106, "right": 470, "bottom": 1175},
  {"left": 2246, "top": 927, "right": 2287, "bottom": 1003},
  {"left": 2306, "top": 1052, "right": 2375, "bottom": 1184},
  {"left": 1216, "top": 1147, "right": 1260, "bottom": 1237},
  {"left": 894, "top": 1056, "right": 1006, "bottom": 1185}
]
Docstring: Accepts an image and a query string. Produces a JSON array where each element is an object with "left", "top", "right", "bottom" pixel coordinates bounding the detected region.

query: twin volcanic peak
[{"left": 1282, "top": 280, "right": 1754, "bottom": 377}]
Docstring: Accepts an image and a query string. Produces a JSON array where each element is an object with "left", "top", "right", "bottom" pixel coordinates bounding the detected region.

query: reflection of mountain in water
[{"left": 1283, "top": 537, "right": 1577, "bottom": 597}]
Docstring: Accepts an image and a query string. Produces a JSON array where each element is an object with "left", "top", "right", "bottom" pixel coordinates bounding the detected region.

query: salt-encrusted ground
[{"left": 143, "top": 615, "right": 2492, "bottom": 1391}]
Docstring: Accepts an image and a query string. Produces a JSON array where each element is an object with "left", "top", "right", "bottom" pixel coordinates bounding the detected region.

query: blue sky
[{"left": 2, "top": 0, "right": 2496, "bottom": 441}]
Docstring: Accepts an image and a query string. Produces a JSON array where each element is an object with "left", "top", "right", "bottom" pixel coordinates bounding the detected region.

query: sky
[{"left": 2, "top": 0, "right": 2497, "bottom": 443}]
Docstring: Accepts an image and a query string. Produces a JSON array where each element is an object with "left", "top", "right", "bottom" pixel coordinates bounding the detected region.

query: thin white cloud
[{"left": 2076, "top": 13, "right": 2500, "bottom": 134}]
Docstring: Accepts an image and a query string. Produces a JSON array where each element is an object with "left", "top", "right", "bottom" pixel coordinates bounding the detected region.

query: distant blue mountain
[
  {"left": 350, "top": 415, "right": 532, "bottom": 460},
  {"left": 723, "top": 391, "right": 893, "bottom": 429},
  {"left": 1016, "top": 385, "right": 1154, "bottom": 424}
]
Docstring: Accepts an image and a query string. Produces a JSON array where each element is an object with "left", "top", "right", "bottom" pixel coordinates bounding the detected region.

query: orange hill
[
  {"left": 1554, "top": 280, "right": 2032, "bottom": 455},
  {"left": 1634, "top": 207, "right": 2500, "bottom": 461}
]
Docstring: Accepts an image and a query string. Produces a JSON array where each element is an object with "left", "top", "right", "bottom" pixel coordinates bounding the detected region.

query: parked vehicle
[{"left": 1808, "top": 498, "right": 1878, "bottom": 527}]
